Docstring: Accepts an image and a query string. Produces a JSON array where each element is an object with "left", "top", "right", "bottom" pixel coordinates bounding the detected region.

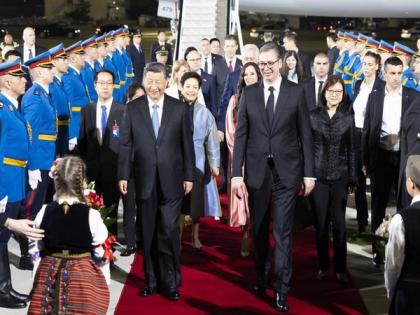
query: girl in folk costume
[
  {"left": 28, "top": 156, "right": 111, "bottom": 315},
  {"left": 226, "top": 62, "right": 262, "bottom": 257}
]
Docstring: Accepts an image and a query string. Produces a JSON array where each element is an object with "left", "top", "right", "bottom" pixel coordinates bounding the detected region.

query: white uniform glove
[
  {"left": 28, "top": 169, "right": 42, "bottom": 190},
  {"left": 68, "top": 137, "right": 77, "bottom": 151},
  {"left": 0, "top": 196, "right": 8, "bottom": 213}
]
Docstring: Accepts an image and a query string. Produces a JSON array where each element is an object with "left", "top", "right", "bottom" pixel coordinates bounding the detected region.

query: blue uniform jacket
[
  {"left": 122, "top": 48, "right": 134, "bottom": 89},
  {"left": 112, "top": 49, "right": 127, "bottom": 102},
  {"left": 333, "top": 51, "right": 349, "bottom": 78},
  {"left": 0, "top": 93, "right": 30, "bottom": 202},
  {"left": 104, "top": 55, "right": 122, "bottom": 103},
  {"left": 402, "top": 67, "right": 418, "bottom": 91},
  {"left": 343, "top": 51, "right": 361, "bottom": 101},
  {"left": 21, "top": 82, "right": 56, "bottom": 171},
  {"left": 62, "top": 66, "right": 90, "bottom": 139},
  {"left": 81, "top": 61, "right": 98, "bottom": 102}
]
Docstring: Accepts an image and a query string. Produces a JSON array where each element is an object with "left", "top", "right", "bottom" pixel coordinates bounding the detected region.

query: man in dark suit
[
  {"left": 212, "top": 35, "right": 242, "bottom": 191},
  {"left": 362, "top": 57, "right": 418, "bottom": 267},
  {"left": 150, "top": 30, "right": 173, "bottom": 65},
  {"left": 326, "top": 33, "right": 340, "bottom": 75},
  {"left": 232, "top": 43, "right": 314, "bottom": 312},
  {"left": 126, "top": 29, "right": 145, "bottom": 84},
  {"left": 302, "top": 52, "right": 329, "bottom": 112},
  {"left": 184, "top": 47, "right": 217, "bottom": 117},
  {"left": 15, "top": 27, "right": 46, "bottom": 63},
  {"left": 283, "top": 32, "right": 312, "bottom": 79},
  {"left": 118, "top": 63, "right": 195, "bottom": 301},
  {"left": 199, "top": 38, "right": 222, "bottom": 75},
  {"left": 78, "top": 70, "right": 125, "bottom": 236}
]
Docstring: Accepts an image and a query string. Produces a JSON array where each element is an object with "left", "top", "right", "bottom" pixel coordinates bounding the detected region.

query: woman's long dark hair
[
  {"left": 280, "top": 50, "right": 306, "bottom": 82},
  {"left": 233, "top": 62, "right": 262, "bottom": 120},
  {"left": 363, "top": 51, "right": 381, "bottom": 77}
]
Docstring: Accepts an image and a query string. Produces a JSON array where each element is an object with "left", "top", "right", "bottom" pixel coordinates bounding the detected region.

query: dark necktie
[
  {"left": 101, "top": 105, "right": 107, "bottom": 137},
  {"left": 317, "top": 81, "right": 324, "bottom": 106},
  {"left": 28, "top": 48, "right": 33, "bottom": 60},
  {"left": 228, "top": 60, "right": 233, "bottom": 73},
  {"left": 204, "top": 57, "right": 209, "bottom": 73},
  {"left": 266, "top": 86, "right": 275, "bottom": 127}
]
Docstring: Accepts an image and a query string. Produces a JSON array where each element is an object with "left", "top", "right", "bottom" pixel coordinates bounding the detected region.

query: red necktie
[{"left": 228, "top": 60, "right": 233, "bottom": 73}]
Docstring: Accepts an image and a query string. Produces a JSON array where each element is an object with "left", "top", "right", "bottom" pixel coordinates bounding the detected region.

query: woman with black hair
[{"left": 280, "top": 50, "right": 306, "bottom": 83}]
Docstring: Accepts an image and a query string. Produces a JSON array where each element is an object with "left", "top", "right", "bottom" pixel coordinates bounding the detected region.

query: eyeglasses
[
  {"left": 187, "top": 58, "right": 201, "bottom": 62},
  {"left": 326, "top": 89, "right": 343, "bottom": 95},
  {"left": 258, "top": 59, "right": 279, "bottom": 69},
  {"left": 96, "top": 81, "right": 113, "bottom": 86}
]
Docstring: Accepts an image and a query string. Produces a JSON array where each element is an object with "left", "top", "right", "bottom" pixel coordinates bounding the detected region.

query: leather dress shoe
[
  {"left": 18, "top": 254, "right": 33, "bottom": 271},
  {"left": 0, "top": 292, "right": 27, "bottom": 309},
  {"left": 138, "top": 286, "right": 157, "bottom": 297},
  {"left": 120, "top": 246, "right": 136, "bottom": 257},
  {"left": 372, "top": 253, "right": 383, "bottom": 268},
  {"left": 275, "top": 293, "right": 289, "bottom": 312},
  {"left": 10, "top": 288, "right": 29, "bottom": 303},
  {"left": 165, "top": 288, "right": 180, "bottom": 301}
]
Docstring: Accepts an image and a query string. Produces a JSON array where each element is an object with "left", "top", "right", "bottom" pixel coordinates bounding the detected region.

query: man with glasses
[
  {"left": 78, "top": 70, "right": 124, "bottom": 236},
  {"left": 232, "top": 42, "right": 314, "bottom": 312}
]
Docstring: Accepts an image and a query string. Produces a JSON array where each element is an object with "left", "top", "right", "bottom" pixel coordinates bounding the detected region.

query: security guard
[
  {"left": 103, "top": 32, "right": 122, "bottom": 102},
  {"left": 155, "top": 45, "right": 172, "bottom": 78},
  {"left": 62, "top": 41, "right": 90, "bottom": 151},
  {"left": 20, "top": 51, "right": 56, "bottom": 269},
  {"left": 112, "top": 28, "right": 128, "bottom": 103},
  {"left": 394, "top": 42, "right": 418, "bottom": 91},
  {"left": 333, "top": 32, "right": 350, "bottom": 78},
  {"left": 81, "top": 35, "right": 99, "bottom": 102},
  {"left": 0, "top": 59, "right": 31, "bottom": 309},
  {"left": 48, "top": 43, "right": 71, "bottom": 156},
  {"left": 122, "top": 28, "right": 135, "bottom": 89}
]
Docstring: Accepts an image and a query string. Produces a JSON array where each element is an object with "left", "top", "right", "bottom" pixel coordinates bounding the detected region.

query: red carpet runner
[{"left": 115, "top": 196, "right": 368, "bottom": 315}]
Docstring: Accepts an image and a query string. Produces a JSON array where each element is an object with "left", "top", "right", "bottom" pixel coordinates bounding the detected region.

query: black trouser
[
  {"left": 139, "top": 174, "right": 182, "bottom": 291},
  {"left": 122, "top": 179, "right": 142, "bottom": 248},
  {"left": 354, "top": 128, "right": 368, "bottom": 227},
  {"left": 310, "top": 179, "right": 348, "bottom": 273},
  {"left": 56, "top": 121, "right": 69, "bottom": 157},
  {"left": 219, "top": 138, "right": 228, "bottom": 192},
  {"left": 370, "top": 148, "right": 400, "bottom": 255},
  {"left": 248, "top": 159, "right": 298, "bottom": 295},
  {"left": 390, "top": 280, "right": 420, "bottom": 315},
  {"left": 0, "top": 202, "right": 21, "bottom": 244},
  {"left": 95, "top": 176, "right": 120, "bottom": 237}
]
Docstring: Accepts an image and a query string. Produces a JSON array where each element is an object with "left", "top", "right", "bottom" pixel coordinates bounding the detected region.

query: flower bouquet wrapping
[{"left": 374, "top": 214, "right": 393, "bottom": 259}]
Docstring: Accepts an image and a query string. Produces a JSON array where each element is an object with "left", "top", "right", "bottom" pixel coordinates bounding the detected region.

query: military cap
[
  {"left": 65, "top": 41, "right": 85, "bottom": 55},
  {"left": 344, "top": 32, "right": 358, "bottom": 42},
  {"left": 155, "top": 45, "right": 169, "bottom": 56},
  {"left": 48, "top": 43, "right": 67, "bottom": 59},
  {"left": 105, "top": 31, "right": 115, "bottom": 42},
  {"left": 112, "top": 28, "right": 126, "bottom": 38},
  {"left": 0, "top": 58, "right": 25, "bottom": 77},
  {"left": 357, "top": 34, "right": 369, "bottom": 44},
  {"left": 132, "top": 29, "right": 142, "bottom": 37},
  {"left": 96, "top": 34, "right": 107, "bottom": 46},
  {"left": 337, "top": 31, "right": 346, "bottom": 40},
  {"left": 366, "top": 38, "right": 380, "bottom": 49},
  {"left": 378, "top": 40, "right": 393, "bottom": 54},
  {"left": 24, "top": 50, "right": 54, "bottom": 69},
  {"left": 82, "top": 35, "right": 98, "bottom": 49},
  {"left": 393, "top": 42, "right": 416, "bottom": 57},
  {"left": 406, "top": 155, "right": 420, "bottom": 187}
]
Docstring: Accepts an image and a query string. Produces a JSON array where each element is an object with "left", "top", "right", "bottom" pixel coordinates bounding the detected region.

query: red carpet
[{"left": 115, "top": 195, "right": 368, "bottom": 315}]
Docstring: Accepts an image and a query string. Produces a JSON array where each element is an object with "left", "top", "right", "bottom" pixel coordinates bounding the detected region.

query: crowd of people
[{"left": 0, "top": 24, "right": 420, "bottom": 314}]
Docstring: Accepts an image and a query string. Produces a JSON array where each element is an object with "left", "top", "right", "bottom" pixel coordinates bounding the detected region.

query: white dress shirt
[
  {"left": 263, "top": 76, "right": 282, "bottom": 110},
  {"left": 147, "top": 95, "right": 164, "bottom": 126},
  {"left": 381, "top": 87, "right": 403, "bottom": 151},
  {"left": 225, "top": 56, "right": 237, "bottom": 71},
  {"left": 23, "top": 44, "right": 35, "bottom": 62},
  {"left": 314, "top": 75, "right": 328, "bottom": 105},
  {"left": 96, "top": 97, "right": 113, "bottom": 131},
  {"left": 353, "top": 80, "right": 374, "bottom": 128},
  {"left": 385, "top": 194, "right": 420, "bottom": 298}
]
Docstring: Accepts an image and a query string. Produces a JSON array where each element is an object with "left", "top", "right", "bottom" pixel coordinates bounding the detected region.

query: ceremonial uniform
[
  {"left": 333, "top": 32, "right": 349, "bottom": 78},
  {"left": 342, "top": 33, "right": 359, "bottom": 100},
  {"left": 81, "top": 36, "right": 99, "bottom": 102},
  {"left": 394, "top": 42, "right": 418, "bottom": 91}
]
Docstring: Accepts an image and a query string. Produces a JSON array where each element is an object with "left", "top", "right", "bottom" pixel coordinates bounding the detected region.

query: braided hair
[{"left": 54, "top": 156, "right": 87, "bottom": 204}]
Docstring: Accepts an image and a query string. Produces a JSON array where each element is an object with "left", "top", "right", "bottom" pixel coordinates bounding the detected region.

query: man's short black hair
[
  {"left": 210, "top": 37, "right": 220, "bottom": 44},
  {"left": 4, "top": 49, "right": 22, "bottom": 60},
  {"left": 127, "top": 81, "right": 145, "bottom": 101},
  {"left": 184, "top": 46, "right": 198, "bottom": 60},
  {"left": 144, "top": 62, "right": 167, "bottom": 79},
  {"left": 384, "top": 56, "right": 403, "bottom": 70},
  {"left": 94, "top": 69, "right": 114, "bottom": 83},
  {"left": 180, "top": 71, "right": 202, "bottom": 88}
]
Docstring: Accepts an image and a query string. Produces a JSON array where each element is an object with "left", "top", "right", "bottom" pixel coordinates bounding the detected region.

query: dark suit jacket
[
  {"left": 118, "top": 94, "right": 195, "bottom": 200},
  {"left": 15, "top": 44, "right": 47, "bottom": 63},
  {"left": 302, "top": 77, "right": 317, "bottom": 111},
  {"left": 200, "top": 70, "right": 217, "bottom": 118},
  {"left": 126, "top": 43, "right": 146, "bottom": 83},
  {"left": 78, "top": 101, "right": 124, "bottom": 182},
  {"left": 218, "top": 69, "right": 240, "bottom": 131},
  {"left": 328, "top": 46, "right": 340, "bottom": 75},
  {"left": 362, "top": 86, "right": 418, "bottom": 172},
  {"left": 297, "top": 51, "right": 312, "bottom": 80},
  {"left": 212, "top": 57, "right": 242, "bottom": 127},
  {"left": 232, "top": 80, "right": 314, "bottom": 189},
  {"left": 150, "top": 42, "right": 173, "bottom": 65},
  {"left": 398, "top": 94, "right": 420, "bottom": 208},
  {"left": 352, "top": 77, "right": 385, "bottom": 102}
]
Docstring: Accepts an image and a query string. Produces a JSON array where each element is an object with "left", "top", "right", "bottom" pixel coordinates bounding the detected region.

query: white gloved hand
[
  {"left": 0, "top": 196, "right": 8, "bottom": 213},
  {"left": 28, "top": 169, "right": 42, "bottom": 190},
  {"left": 68, "top": 137, "right": 77, "bottom": 151}
]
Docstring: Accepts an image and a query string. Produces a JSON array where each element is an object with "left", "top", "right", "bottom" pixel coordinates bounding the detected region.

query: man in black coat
[
  {"left": 118, "top": 63, "right": 195, "bottom": 301},
  {"left": 126, "top": 30, "right": 145, "bottom": 84},
  {"left": 231, "top": 43, "right": 314, "bottom": 312},
  {"left": 150, "top": 30, "right": 173, "bottom": 65},
  {"left": 78, "top": 70, "right": 125, "bottom": 236},
  {"left": 199, "top": 38, "right": 222, "bottom": 75},
  {"left": 283, "top": 32, "right": 312, "bottom": 79},
  {"left": 302, "top": 52, "right": 329, "bottom": 111},
  {"left": 326, "top": 33, "right": 339, "bottom": 75},
  {"left": 362, "top": 57, "right": 418, "bottom": 267},
  {"left": 15, "top": 27, "right": 46, "bottom": 63}
]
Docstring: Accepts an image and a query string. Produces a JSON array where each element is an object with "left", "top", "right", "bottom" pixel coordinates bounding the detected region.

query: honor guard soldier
[
  {"left": 81, "top": 35, "right": 99, "bottom": 102},
  {"left": 62, "top": 41, "right": 90, "bottom": 151},
  {"left": 342, "top": 32, "right": 360, "bottom": 100},
  {"left": 48, "top": 44, "right": 71, "bottom": 156},
  {"left": 414, "top": 51, "right": 420, "bottom": 92},
  {"left": 333, "top": 32, "right": 350, "bottom": 78},
  {"left": 365, "top": 37, "right": 380, "bottom": 52},
  {"left": 112, "top": 28, "right": 128, "bottom": 103},
  {"left": 122, "top": 28, "right": 135, "bottom": 89},
  {"left": 95, "top": 34, "right": 107, "bottom": 72},
  {"left": 394, "top": 42, "right": 418, "bottom": 91},
  {"left": 0, "top": 59, "right": 31, "bottom": 309},
  {"left": 104, "top": 32, "right": 122, "bottom": 102},
  {"left": 155, "top": 45, "right": 172, "bottom": 78},
  {"left": 352, "top": 34, "right": 370, "bottom": 86}
]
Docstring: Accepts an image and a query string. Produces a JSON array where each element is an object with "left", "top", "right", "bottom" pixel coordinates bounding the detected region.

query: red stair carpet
[{"left": 115, "top": 195, "right": 368, "bottom": 315}]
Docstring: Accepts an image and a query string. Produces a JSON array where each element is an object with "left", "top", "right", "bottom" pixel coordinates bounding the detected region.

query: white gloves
[
  {"left": 68, "top": 137, "right": 77, "bottom": 151},
  {"left": 0, "top": 196, "right": 8, "bottom": 213},
  {"left": 28, "top": 169, "right": 42, "bottom": 190}
]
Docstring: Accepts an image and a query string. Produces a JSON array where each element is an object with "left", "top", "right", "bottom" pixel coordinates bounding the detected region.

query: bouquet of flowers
[{"left": 375, "top": 214, "right": 393, "bottom": 240}]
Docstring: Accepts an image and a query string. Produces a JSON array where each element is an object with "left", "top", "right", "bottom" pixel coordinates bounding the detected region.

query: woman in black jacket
[{"left": 309, "top": 75, "right": 357, "bottom": 283}]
